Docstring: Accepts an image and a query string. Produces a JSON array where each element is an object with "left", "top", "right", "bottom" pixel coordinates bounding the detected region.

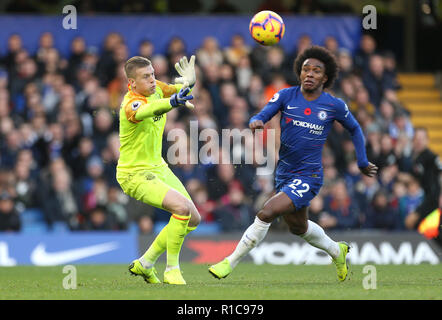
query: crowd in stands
[{"left": 0, "top": 28, "right": 434, "bottom": 235}]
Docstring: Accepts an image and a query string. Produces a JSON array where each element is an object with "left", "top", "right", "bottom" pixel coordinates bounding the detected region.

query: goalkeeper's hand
[
  {"left": 174, "top": 55, "right": 196, "bottom": 87},
  {"left": 170, "top": 85, "right": 194, "bottom": 109}
]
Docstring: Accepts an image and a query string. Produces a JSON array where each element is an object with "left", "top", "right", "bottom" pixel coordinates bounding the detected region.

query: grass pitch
[{"left": 0, "top": 263, "right": 441, "bottom": 300}]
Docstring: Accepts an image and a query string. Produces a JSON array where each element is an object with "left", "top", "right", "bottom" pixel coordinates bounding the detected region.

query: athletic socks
[
  {"left": 227, "top": 216, "right": 271, "bottom": 268},
  {"left": 139, "top": 217, "right": 196, "bottom": 269},
  {"left": 299, "top": 220, "right": 340, "bottom": 259}
]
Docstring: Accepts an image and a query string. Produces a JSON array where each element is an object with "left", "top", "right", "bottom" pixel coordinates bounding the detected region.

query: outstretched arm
[
  {"left": 133, "top": 86, "right": 194, "bottom": 121},
  {"left": 336, "top": 102, "right": 378, "bottom": 177},
  {"left": 249, "top": 91, "right": 284, "bottom": 131}
]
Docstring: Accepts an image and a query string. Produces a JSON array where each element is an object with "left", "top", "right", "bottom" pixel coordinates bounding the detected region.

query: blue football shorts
[{"left": 275, "top": 175, "right": 323, "bottom": 210}]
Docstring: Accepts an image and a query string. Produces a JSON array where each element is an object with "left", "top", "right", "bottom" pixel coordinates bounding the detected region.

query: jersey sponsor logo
[
  {"left": 318, "top": 110, "right": 328, "bottom": 121},
  {"left": 269, "top": 93, "right": 279, "bottom": 103},
  {"left": 131, "top": 101, "right": 142, "bottom": 111},
  {"left": 291, "top": 120, "right": 324, "bottom": 131}
]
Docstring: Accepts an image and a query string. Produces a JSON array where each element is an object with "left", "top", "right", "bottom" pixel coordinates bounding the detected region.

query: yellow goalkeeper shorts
[{"left": 116, "top": 165, "right": 191, "bottom": 210}]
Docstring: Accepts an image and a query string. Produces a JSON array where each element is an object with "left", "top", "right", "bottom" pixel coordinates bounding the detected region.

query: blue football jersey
[{"left": 250, "top": 86, "right": 369, "bottom": 183}]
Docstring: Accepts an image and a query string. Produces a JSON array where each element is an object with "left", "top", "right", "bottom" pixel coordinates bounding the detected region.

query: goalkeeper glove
[
  {"left": 170, "top": 85, "right": 194, "bottom": 108},
  {"left": 174, "top": 55, "right": 196, "bottom": 87}
]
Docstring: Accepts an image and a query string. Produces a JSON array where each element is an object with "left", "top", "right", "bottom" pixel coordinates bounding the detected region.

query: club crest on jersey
[
  {"left": 318, "top": 110, "right": 328, "bottom": 121},
  {"left": 131, "top": 101, "right": 142, "bottom": 111}
]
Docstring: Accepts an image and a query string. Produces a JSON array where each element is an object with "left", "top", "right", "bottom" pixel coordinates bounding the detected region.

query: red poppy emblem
[{"left": 304, "top": 108, "right": 311, "bottom": 115}]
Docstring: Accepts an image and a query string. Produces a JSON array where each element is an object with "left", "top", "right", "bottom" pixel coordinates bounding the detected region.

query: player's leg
[
  {"left": 283, "top": 207, "right": 340, "bottom": 258},
  {"left": 283, "top": 207, "right": 350, "bottom": 281},
  {"left": 139, "top": 167, "right": 200, "bottom": 275},
  {"left": 121, "top": 170, "right": 194, "bottom": 284},
  {"left": 209, "top": 191, "right": 295, "bottom": 279}
]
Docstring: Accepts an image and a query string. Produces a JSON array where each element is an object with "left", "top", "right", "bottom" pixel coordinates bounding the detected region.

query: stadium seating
[{"left": 397, "top": 73, "right": 442, "bottom": 157}]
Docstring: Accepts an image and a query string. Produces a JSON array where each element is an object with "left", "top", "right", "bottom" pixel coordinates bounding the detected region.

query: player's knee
[
  {"left": 190, "top": 209, "right": 201, "bottom": 226},
  {"left": 257, "top": 207, "right": 277, "bottom": 223},
  {"left": 171, "top": 201, "right": 192, "bottom": 217}
]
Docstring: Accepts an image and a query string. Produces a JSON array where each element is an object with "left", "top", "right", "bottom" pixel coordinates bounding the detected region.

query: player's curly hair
[{"left": 293, "top": 45, "right": 339, "bottom": 89}]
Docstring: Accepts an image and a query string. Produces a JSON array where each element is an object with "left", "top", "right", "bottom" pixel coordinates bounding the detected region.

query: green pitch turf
[{"left": 0, "top": 263, "right": 441, "bottom": 300}]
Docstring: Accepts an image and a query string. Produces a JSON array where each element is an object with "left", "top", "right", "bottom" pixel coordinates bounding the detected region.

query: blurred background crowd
[{"left": 0, "top": 10, "right": 441, "bottom": 235}]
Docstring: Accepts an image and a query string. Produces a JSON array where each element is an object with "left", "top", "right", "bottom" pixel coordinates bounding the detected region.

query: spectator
[
  {"left": 236, "top": 55, "right": 253, "bottom": 94},
  {"left": 404, "top": 176, "right": 424, "bottom": 219},
  {"left": 213, "top": 180, "right": 254, "bottom": 231},
  {"left": 66, "top": 37, "right": 87, "bottom": 84},
  {"left": 309, "top": 194, "right": 326, "bottom": 225},
  {"left": 375, "top": 99, "right": 395, "bottom": 133},
  {"left": 391, "top": 181, "right": 409, "bottom": 229},
  {"left": 13, "top": 158, "right": 37, "bottom": 211},
  {"left": 106, "top": 185, "right": 128, "bottom": 230},
  {"left": 373, "top": 133, "right": 397, "bottom": 171},
  {"left": 197, "top": 37, "right": 224, "bottom": 69},
  {"left": 138, "top": 39, "right": 154, "bottom": 60},
  {"left": 0, "top": 191, "right": 20, "bottom": 232},
  {"left": 96, "top": 32, "right": 123, "bottom": 86},
  {"left": 82, "top": 205, "right": 115, "bottom": 231},
  {"left": 2, "top": 34, "right": 23, "bottom": 72},
  {"left": 224, "top": 34, "right": 251, "bottom": 67},
  {"left": 138, "top": 214, "right": 154, "bottom": 234},
  {"left": 363, "top": 189, "right": 401, "bottom": 230},
  {"left": 349, "top": 87, "right": 376, "bottom": 116},
  {"left": 166, "top": 36, "right": 187, "bottom": 71},
  {"left": 362, "top": 54, "right": 396, "bottom": 108},
  {"left": 190, "top": 182, "right": 216, "bottom": 223},
  {"left": 41, "top": 169, "right": 81, "bottom": 230},
  {"left": 354, "top": 174, "right": 380, "bottom": 212},
  {"left": 404, "top": 128, "right": 442, "bottom": 230},
  {"left": 333, "top": 49, "right": 354, "bottom": 91},
  {"left": 388, "top": 109, "right": 414, "bottom": 141},
  {"left": 323, "top": 35, "right": 340, "bottom": 57},
  {"left": 206, "top": 153, "right": 236, "bottom": 201},
  {"left": 382, "top": 50, "right": 401, "bottom": 90},
  {"left": 354, "top": 34, "right": 377, "bottom": 73},
  {"left": 323, "top": 179, "right": 361, "bottom": 230}
]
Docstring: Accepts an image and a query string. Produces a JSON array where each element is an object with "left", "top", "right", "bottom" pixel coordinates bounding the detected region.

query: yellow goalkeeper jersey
[{"left": 117, "top": 80, "right": 181, "bottom": 174}]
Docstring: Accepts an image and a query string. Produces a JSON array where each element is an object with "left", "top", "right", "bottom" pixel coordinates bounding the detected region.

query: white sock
[
  {"left": 227, "top": 216, "right": 271, "bottom": 268},
  {"left": 138, "top": 256, "right": 154, "bottom": 269},
  {"left": 165, "top": 265, "right": 180, "bottom": 272},
  {"left": 299, "top": 220, "right": 340, "bottom": 259}
]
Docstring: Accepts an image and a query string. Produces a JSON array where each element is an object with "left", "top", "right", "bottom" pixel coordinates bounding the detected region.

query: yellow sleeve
[
  {"left": 134, "top": 99, "right": 173, "bottom": 121},
  {"left": 156, "top": 80, "right": 182, "bottom": 98},
  {"left": 124, "top": 98, "right": 145, "bottom": 123}
]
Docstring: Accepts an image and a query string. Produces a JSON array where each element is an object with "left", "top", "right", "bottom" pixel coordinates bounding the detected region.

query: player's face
[
  {"left": 300, "top": 58, "right": 328, "bottom": 93},
  {"left": 132, "top": 65, "right": 156, "bottom": 96}
]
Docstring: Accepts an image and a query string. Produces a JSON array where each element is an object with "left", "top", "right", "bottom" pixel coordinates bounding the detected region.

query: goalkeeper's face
[{"left": 130, "top": 65, "right": 156, "bottom": 96}]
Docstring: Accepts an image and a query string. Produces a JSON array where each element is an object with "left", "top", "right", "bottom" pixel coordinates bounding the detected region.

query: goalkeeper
[{"left": 116, "top": 55, "right": 199, "bottom": 285}]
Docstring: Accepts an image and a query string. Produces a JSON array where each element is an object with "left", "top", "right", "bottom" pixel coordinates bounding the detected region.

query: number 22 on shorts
[{"left": 288, "top": 179, "right": 310, "bottom": 197}]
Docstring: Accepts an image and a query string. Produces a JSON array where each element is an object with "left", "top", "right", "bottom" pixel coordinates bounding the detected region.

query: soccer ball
[{"left": 249, "top": 10, "right": 285, "bottom": 46}]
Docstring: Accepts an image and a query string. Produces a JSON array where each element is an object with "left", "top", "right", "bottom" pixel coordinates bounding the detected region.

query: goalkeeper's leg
[
  {"left": 138, "top": 168, "right": 200, "bottom": 283},
  {"left": 160, "top": 189, "right": 200, "bottom": 284}
]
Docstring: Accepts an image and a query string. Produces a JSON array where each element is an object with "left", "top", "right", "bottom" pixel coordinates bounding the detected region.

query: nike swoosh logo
[
  {"left": 286, "top": 106, "right": 299, "bottom": 109},
  {"left": 30, "top": 242, "right": 120, "bottom": 266}
]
